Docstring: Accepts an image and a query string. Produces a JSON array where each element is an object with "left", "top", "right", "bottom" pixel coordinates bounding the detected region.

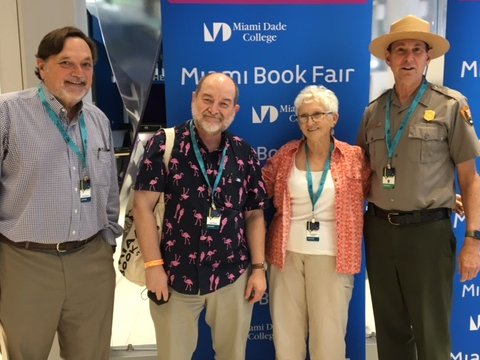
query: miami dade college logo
[
  {"left": 203, "top": 23, "right": 232, "bottom": 42},
  {"left": 470, "top": 315, "right": 480, "bottom": 331},
  {"left": 252, "top": 106, "right": 279, "bottom": 124}
]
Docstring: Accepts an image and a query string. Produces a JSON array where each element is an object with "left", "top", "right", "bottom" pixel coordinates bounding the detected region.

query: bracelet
[
  {"left": 144, "top": 259, "right": 165, "bottom": 269},
  {"left": 251, "top": 262, "right": 266, "bottom": 271}
]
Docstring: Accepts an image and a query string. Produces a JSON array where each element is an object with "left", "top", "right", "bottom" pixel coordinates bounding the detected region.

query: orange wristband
[{"left": 144, "top": 259, "right": 164, "bottom": 269}]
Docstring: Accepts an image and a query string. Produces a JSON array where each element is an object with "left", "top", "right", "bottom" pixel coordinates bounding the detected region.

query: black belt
[
  {"left": 368, "top": 203, "right": 451, "bottom": 226},
  {"left": 0, "top": 233, "right": 98, "bottom": 253}
]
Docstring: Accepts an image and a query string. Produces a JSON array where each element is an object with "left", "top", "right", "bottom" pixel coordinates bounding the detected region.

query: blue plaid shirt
[{"left": 0, "top": 84, "right": 122, "bottom": 244}]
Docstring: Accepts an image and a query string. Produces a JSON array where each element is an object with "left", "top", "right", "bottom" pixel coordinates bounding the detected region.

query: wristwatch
[
  {"left": 465, "top": 230, "right": 480, "bottom": 240},
  {"left": 251, "top": 262, "right": 267, "bottom": 271}
]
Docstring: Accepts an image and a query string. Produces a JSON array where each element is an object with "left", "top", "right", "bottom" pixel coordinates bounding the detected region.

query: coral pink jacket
[{"left": 262, "top": 138, "right": 371, "bottom": 274}]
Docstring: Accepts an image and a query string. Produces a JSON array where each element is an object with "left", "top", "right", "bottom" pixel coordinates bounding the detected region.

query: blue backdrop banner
[
  {"left": 162, "top": 1, "right": 372, "bottom": 358},
  {"left": 444, "top": 1, "right": 480, "bottom": 359}
]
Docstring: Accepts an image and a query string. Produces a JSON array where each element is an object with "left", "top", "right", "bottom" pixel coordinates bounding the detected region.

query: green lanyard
[
  {"left": 305, "top": 141, "right": 334, "bottom": 214},
  {"left": 385, "top": 79, "right": 428, "bottom": 168},
  {"left": 189, "top": 120, "right": 227, "bottom": 209},
  {"left": 38, "top": 87, "right": 88, "bottom": 170}
]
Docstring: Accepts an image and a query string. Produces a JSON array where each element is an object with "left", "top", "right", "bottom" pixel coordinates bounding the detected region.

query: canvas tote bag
[
  {"left": 0, "top": 320, "right": 9, "bottom": 360},
  {"left": 118, "top": 127, "right": 175, "bottom": 286}
]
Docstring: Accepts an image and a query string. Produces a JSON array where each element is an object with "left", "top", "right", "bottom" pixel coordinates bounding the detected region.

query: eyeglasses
[{"left": 295, "top": 112, "right": 333, "bottom": 124}]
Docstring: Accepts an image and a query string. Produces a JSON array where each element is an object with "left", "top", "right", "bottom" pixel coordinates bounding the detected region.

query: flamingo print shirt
[{"left": 135, "top": 121, "right": 268, "bottom": 295}]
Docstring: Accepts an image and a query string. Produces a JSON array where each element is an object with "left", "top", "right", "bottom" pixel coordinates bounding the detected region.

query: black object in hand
[{"left": 147, "top": 290, "right": 170, "bottom": 305}]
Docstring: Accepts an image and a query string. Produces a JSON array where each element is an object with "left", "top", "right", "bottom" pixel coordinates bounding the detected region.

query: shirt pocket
[
  {"left": 219, "top": 174, "right": 245, "bottom": 211},
  {"left": 343, "top": 161, "right": 365, "bottom": 207},
  {"left": 407, "top": 124, "right": 448, "bottom": 163},
  {"left": 89, "top": 148, "right": 112, "bottom": 187},
  {"left": 365, "top": 126, "right": 386, "bottom": 168},
  {"left": 345, "top": 158, "right": 364, "bottom": 181}
]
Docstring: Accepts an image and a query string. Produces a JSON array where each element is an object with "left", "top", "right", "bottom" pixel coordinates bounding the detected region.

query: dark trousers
[{"left": 364, "top": 212, "right": 456, "bottom": 360}]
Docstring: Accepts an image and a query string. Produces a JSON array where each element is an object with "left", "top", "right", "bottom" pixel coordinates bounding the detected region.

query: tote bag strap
[
  {"left": 0, "top": 320, "right": 9, "bottom": 360},
  {"left": 163, "top": 127, "right": 175, "bottom": 166}
]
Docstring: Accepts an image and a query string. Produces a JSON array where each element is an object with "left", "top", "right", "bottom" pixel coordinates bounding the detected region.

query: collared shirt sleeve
[
  {"left": 102, "top": 126, "right": 122, "bottom": 243},
  {"left": 134, "top": 129, "right": 168, "bottom": 192},
  {"left": 446, "top": 95, "right": 480, "bottom": 164}
]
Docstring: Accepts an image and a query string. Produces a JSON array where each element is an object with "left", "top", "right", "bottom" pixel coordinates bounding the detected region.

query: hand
[
  {"left": 145, "top": 265, "right": 170, "bottom": 302},
  {"left": 244, "top": 270, "right": 267, "bottom": 304},
  {"left": 454, "top": 194, "right": 465, "bottom": 217},
  {"left": 458, "top": 239, "right": 480, "bottom": 282}
]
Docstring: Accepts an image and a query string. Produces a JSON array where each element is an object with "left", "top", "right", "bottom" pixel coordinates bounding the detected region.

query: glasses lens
[{"left": 296, "top": 112, "right": 332, "bottom": 123}]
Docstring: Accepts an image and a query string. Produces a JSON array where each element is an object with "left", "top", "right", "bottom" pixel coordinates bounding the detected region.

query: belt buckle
[
  {"left": 56, "top": 243, "right": 67, "bottom": 253},
  {"left": 387, "top": 212, "right": 400, "bottom": 226}
]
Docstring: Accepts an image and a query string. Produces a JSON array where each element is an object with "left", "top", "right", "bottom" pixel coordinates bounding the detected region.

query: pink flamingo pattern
[
  {"left": 170, "top": 254, "right": 181, "bottom": 267},
  {"left": 144, "top": 158, "right": 153, "bottom": 171},
  {"left": 133, "top": 122, "right": 268, "bottom": 295},
  {"left": 179, "top": 187, "right": 190, "bottom": 201},
  {"left": 188, "top": 252, "right": 197, "bottom": 264},
  {"left": 193, "top": 210, "right": 203, "bottom": 226},
  {"left": 183, "top": 276, "right": 193, "bottom": 291},
  {"left": 149, "top": 177, "right": 158, "bottom": 191}
]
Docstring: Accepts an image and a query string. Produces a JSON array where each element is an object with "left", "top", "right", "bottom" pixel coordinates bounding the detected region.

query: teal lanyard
[
  {"left": 385, "top": 79, "right": 428, "bottom": 167},
  {"left": 38, "top": 87, "right": 88, "bottom": 169},
  {"left": 305, "top": 141, "right": 334, "bottom": 213},
  {"left": 189, "top": 120, "right": 227, "bottom": 209}
]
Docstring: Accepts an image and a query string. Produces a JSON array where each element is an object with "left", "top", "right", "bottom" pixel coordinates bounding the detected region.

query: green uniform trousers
[{"left": 364, "top": 212, "right": 455, "bottom": 360}]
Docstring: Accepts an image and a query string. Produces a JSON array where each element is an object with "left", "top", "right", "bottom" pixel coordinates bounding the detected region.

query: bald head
[
  {"left": 191, "top": 72, "right": 240, "bottom": 137},
  {"left": 195, "top": 73, "right": 239, "bottom": 105}
]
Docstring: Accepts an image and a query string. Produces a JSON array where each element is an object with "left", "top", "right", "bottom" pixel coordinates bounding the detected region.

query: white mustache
[
  {"left": 66, "top": 79, "right": 87, "bottom": 86},
  {"left": 203, "top": 112, "right": 222, "bottom": 120}
]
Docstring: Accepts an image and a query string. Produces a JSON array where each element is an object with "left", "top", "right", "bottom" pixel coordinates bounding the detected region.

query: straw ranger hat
[{"left": 369, "top": 15, "right": 450, "bottom": 60}]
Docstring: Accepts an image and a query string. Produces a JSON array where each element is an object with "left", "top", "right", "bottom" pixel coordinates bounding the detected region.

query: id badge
[
  {"left": 206, "top": 208, "right": 222, "bottom": 230},
  {"left": 80, "top": 176, "right": 92, "bottom": 203},
  {"left": 382, "top": 167, "right": 396, "bottom": 189},
  {"left": 306, "top": 220, "right": 320, "bottom": 242}
]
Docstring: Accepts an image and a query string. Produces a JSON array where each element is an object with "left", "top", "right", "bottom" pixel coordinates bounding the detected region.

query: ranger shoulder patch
[{"left": 461, "top": 106, "right": 473, "bottom": 126}]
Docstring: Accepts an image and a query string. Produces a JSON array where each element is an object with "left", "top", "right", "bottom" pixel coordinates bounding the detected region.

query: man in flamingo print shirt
[{"left": 133, "top": 72, "right": 268, "bottom": 360}]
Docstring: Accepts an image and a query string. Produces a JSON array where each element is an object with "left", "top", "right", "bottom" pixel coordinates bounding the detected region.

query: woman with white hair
[{"left": 262, "top": 85, "right": 370, "bottom": 360}]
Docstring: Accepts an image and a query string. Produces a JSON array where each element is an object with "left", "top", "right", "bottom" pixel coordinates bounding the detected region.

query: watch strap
[
  {"left": 465, "top": 230, "right": 480, "bottom": 240},
  {"left": 251, "top": 262, "right": 266, "bottom": 271}
]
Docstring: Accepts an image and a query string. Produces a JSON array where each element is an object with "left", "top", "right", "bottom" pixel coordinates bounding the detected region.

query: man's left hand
[{"left": 459, "top": 239, "right": 480, "bottom": 282}]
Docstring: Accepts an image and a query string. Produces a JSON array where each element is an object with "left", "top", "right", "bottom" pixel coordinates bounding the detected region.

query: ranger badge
[{"left": 424, "top": 110, "right": 435, "bottom": 121}]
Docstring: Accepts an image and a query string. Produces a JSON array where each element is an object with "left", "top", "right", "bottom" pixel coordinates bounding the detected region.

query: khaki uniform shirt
[{"left": 357, "top": 82, "right": 480, "bottom": 211}]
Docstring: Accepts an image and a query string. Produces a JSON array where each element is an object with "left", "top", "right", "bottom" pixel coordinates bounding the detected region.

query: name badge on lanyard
[
  {"left": 304, "top": 141, "right": 333, "bottom": 243},
  {"left": 206, "top": 207, "right": 222, "bottom": 230},
  {"left": 38, "top": 86, "right": 92, "bottom": 203},
  {"left": 80, "top": 175, "right": 92, "bottom": 202},
  {"left": 383, "top": 80, "right": 428, "bottom": 190},
  {"left": 306, "top": 220, "right": 320, "bottom": 242},
  {"left": 189, "top": 120, "right": 227, "bottom": 231},
  {"left": 382, "top": 166, "right": 396, "bottom": 189}
]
